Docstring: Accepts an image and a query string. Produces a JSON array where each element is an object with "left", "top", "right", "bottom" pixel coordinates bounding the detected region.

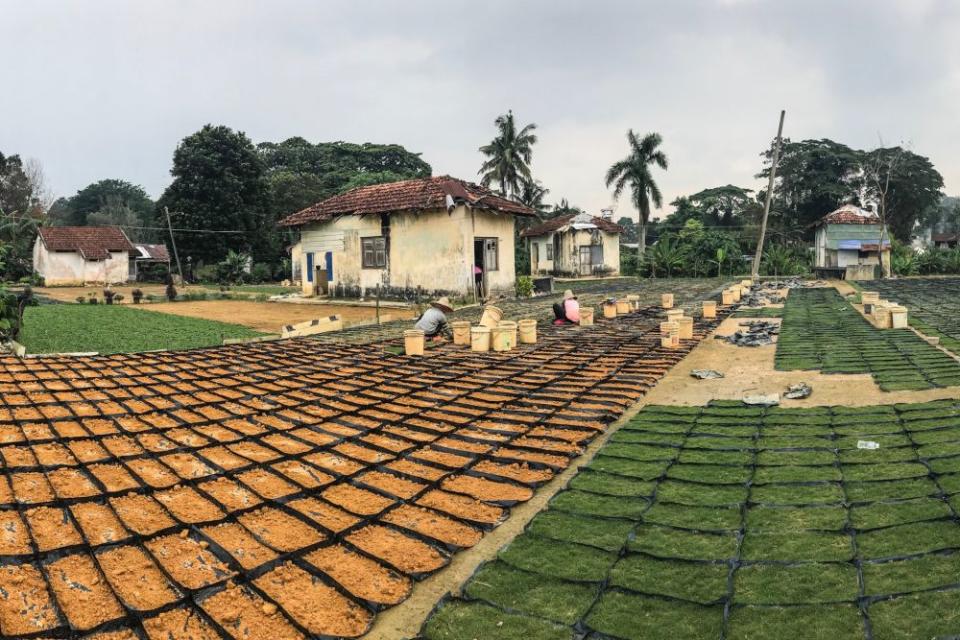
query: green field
[
  {"left": 422, "top": 401, "right": 960, "bottom": 640},
  {"left": 19, "top": 304, "right": 263, "bottom": 354}
]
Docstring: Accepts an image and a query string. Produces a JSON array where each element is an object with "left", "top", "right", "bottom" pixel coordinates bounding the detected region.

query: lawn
[
  {"left": 421, "top": 401, "right": 960, "bottom": 640},
  {"left": 19, "top": 304, "right": 264, "bottom": 353},
  {"left": 776, "top": 287, "right": 960, "bottom": 390},
  {"left": 871, "top": 277, "right": 960, "bottom": 356}
]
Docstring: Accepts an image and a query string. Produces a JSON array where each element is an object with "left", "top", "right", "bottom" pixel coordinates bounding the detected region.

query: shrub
[
  {"left": 216, "top": 250, "right": 250, "bottom": 285},
  {"left": 76, "top": 295, "right": 86, "bottom": 304},
  {"left": 113, "top": 294, "right": 125, "bottom": 304},
  {"left": 249, "top": 263, "right": 272, "bottom": 283},
  {"left": 132, "top": 289, "right": 143, "bottom": 304},
  {"left": 165, "top": 274, "right": 177, "bottom": 301},
  {"left": 194, "top": 264, "right": 218, "bottom": 283},
  {"left": 515, "top": 276, "right": 534, "bottom": 298},
  {"left": 103, "top": 289, "right": 115, "bottom": 305}
]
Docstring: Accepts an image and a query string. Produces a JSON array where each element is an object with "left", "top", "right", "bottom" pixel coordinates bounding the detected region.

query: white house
[
  {"left": 33, "top": 226, "right": 135, "bottom": 285},
  {"left": 813, "top": 205, "right": 891, "bottom": 280},
  {"left": 279, "top": 176, "right": 536, "bottom": 299},
  {"left": 521, "top": 212, "right": 623, "bottom": 276}
]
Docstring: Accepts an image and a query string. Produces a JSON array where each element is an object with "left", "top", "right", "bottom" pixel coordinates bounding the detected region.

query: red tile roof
[
  {"left": 38, "top": 226, "right": 134, "bottom": 260},
  {"left": 278, "top": 176, "right": 536, "bottom": 227},
  {"left": 520, "top": 214, "right": 625, "bottom": 238},
  {"left": 815, "top": 204, "right": 881, "bottom": 227},
  {"left": 932, "top": 233, "right": 959, "bottom": 244}
]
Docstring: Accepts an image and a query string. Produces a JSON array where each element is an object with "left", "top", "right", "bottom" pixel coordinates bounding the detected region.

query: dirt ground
[{"left": 140, "top": 300, "right": 415, "bottom": 334}]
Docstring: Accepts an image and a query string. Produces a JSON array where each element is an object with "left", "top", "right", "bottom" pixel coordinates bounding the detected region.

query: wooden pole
[
  {"left": 752, "top": 110, "right": 786, "bottom": 280},
  {"left": 164, "top": 207, "right": 185, "bottom": 283}
]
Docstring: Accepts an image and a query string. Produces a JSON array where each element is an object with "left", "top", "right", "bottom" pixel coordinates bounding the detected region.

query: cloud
[{"left": 1, "top": 0, "right": 958, "bottom": 224}]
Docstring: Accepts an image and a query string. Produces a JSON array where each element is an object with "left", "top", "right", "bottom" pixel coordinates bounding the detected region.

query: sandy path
[{"left": 141, "top": 300, "right": 415, "bottom": 334}]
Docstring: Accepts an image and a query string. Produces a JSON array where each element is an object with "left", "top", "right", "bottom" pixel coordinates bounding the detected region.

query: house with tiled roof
[
  {"left": 813, "top": 204, "right": 891, "bottom": 279},
  {"left": 520, "top": 212, "right": 624, "bottom": 277},
  {"left": 33, "top": 226, "right": 136, "bottom": 285},
  {"left": 279, "top": 176, "right": 536, "bottom": 298}
]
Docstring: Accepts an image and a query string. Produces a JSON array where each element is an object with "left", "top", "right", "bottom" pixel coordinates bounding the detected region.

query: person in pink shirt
[{"left": 553, "top": 290, "right": 580, "bottom": 325}]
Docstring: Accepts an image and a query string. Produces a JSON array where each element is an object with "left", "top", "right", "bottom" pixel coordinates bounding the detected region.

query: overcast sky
[{"left": 3, "top": 0, "right": 958, "bottom": 221}]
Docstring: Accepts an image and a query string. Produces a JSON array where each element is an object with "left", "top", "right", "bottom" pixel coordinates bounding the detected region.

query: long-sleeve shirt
[
  {"left": 415, "top": 307, "right": 451, "bottom": 337},
  {"left": 564, "top": 299, "right": 580, "bottom": 323}
]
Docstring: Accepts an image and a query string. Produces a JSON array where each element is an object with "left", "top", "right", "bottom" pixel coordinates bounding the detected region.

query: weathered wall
[
  {"left": 528, "top": 229, "right": 619, "bottom": 276},
  {"left": 296, "top": 205, "right": 517, "bottom": 297},
  {"left": 33, "top": 240, "right": 129, "bottom": 285},
  {"left": 529, "top": 235, "right": 555, "bottom": 274}
]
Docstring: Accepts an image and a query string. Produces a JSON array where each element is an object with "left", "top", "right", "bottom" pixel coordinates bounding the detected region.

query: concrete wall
[
  {"left": 295, "top": 205, "right": 517, "bottom": 296},
  {"left": 33, "top": 239, "right": 129, "bottom": 285},
  {"left": 528, "top": 229, "right": 619, "bottom": 276}
]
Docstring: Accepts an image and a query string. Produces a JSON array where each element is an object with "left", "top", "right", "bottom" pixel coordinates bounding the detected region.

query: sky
[{"left": 3, "top": 0, "right": 959, "bottom": 222}]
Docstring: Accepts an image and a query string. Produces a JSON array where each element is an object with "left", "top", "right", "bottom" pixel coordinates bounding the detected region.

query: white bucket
[
  {"left": 479, "top": 305, "right": 503, "bottom": 330},
  {"left": 492, "top": 321, "right": 517, "bottom": 351},
  {"left": 580, "top": 308, "right": 594, "bottom": 326},
  {"left": 518, "top": 319, "right": 537, "bottom": 344},
  {"left": 452, "top": 321, "right": 471, "bottom": 346},
  {"left": 404, "top": 329, "right": 425, "bottom": 356},
  {"left": 470, "top": 326, "right": 491, "bottom": 352},
  {"left": 702, "top": 301, "right": 717, "bottom": 319}
]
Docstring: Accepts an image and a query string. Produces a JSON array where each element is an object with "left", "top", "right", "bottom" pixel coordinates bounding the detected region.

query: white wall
[
  {"left": 296, "top": 205, "right": 517, "bottom": 296},
  {"left": 33, "top": 239, "right": 129, "bottom": 285}
]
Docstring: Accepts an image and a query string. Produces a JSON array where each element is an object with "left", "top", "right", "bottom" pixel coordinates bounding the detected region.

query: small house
[
  {"left": 813, "top": 205, "right": 891, "bottom": 280},
  {"left": 521, "top": 212, "right": 623, "bottom": 277},
  {"left": 932, "top": 232, "right": 960, "bottom": 250},
  {"left": 129, "top": 243, "right": 171, "bottom": 281},
  {"left": 33, "top": 226, "right": 135, "bottom": 285},
  {"left": 279, "top": 176, "right": 536, "bottom": 299}
]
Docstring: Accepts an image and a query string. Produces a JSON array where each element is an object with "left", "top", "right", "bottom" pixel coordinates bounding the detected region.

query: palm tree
[
  {"left": 517, "top": 178, "right": 549, "bottom": 214},
  {"left": 478, "top": 111, "right": 537, "bottom": 199},
  {"left": 605, "top": 131, "right": 668, "bottom": 256}
]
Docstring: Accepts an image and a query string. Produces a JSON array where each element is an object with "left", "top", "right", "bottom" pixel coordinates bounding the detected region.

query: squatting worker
[
  {"left": 553, "top": 289, "right": 580, "bottom": 325},
  {"left": 415, "top": 296, "right": 454, "bottom": 340}
]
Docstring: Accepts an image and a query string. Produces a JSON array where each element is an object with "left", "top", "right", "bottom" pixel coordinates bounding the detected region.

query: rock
[{"left": 262, "top": 603, "right": 278, "bottom": 615}]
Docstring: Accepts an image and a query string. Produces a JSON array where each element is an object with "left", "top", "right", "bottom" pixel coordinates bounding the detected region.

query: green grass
[
  {"left": 201, "top": 283, "right": 296, "bottom": 295},
  {"left": 20, "top": 304, "right": 263, "bottom": 354},
  {"left": 586, "top": 591, "right": 724, "bottom": 640},
  {"left": 609, "top": 555, "right": 728, "bottom": 604},
  {"left": 733, "top": 563, "right": 859, "bottom": 604},
  {"left": 464, "top": 562, "right": 598, "bottom": 625},
  {"left": 422, "top": 600, "right": 572, "bottom": 640},
  {"left": 422, "top": 402, "right": 960, "bottom": 639}
]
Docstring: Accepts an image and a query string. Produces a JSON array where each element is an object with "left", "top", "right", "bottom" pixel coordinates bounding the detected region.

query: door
[
  {"left": 306, "top": 252, "right": 314, "bottom": 283},
  {"left": 531, "top": 243, "right": 539, "bottom": 273},
  {"left": 579, "top": 246, "right": 592, "bottom": 275},
  {"left": 324, "top": 252, "right": 333, "bottom": 282}
]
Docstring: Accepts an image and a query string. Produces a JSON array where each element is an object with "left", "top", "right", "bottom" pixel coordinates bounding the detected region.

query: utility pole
[
  {"left": 752, "top": 110, "right": 786, "bottom": 280},
  {"left": 164, "top": 206, "right": 185, "bottom": 283}
]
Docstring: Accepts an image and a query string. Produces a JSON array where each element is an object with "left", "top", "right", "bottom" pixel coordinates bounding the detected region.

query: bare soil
[{"left": 138, "top": 300, "right": 414, "bottom": 333}]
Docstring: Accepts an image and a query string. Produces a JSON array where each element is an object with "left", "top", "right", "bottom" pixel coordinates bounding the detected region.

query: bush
[
  {"left": 132, "top": 289, "right": 143, "bottom": 304},
  {"left": 216, "top": 250, "right": 251, "bottom": 285},
  {"left": 249, "top": 263, "right": 272, "bottom": 283},
  {"left": 165, "top": 274, "right": 177, "bottom": 301},
  {"left": 76, "top": 295, "right": 86, "bottom": 304},
  {"left": 760, "top": 243, "right": 811, "bottom": 277},
  {"left": 194, "top": 264, "right": 218, "bottom": 283},
  {"left": 515, "top": 276, "right": 534, "bottom": 298},
  {"left": 103, "top": 289, "right": 115, "bottom": 305},
  {"left": 113, "top": 294, "right": 125, "bottom": 304}
]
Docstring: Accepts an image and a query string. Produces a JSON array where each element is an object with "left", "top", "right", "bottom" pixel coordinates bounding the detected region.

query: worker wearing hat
[
  {"left": 415, "top": 296, "right": 454, "bottom": 340},
  {"left": 553, "top": 290, "right": 580, "bottom": 325}
]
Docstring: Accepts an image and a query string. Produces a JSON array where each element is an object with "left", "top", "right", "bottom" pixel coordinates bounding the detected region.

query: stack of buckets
[
  {"left": 660, "top": 307, "right": 693, "bottom": 347},
  {"left": 721, "top": 280, "right": 751, "bottom": 305},
  {"left": 465, "top": 305, "right": 537, "bottom": 353},
  {"left": 861, "top": 291, "right": 908, "bottom": 329},
  {"left": 702, "top": 300, "right": 717, "bottom": 319}
]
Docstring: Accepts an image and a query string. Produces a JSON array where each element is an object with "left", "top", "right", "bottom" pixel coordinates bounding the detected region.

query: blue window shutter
[
  {"left": 325, "top": 252, "right": 333, "bottom": 281},
  {"left": 306, "top": 253, "right": 314, "bottom": 282}
]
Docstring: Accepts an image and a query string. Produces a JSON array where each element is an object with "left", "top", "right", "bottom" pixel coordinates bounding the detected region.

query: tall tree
[
  {"left": 157, "top": 125, "right": 271, "bottom": 264},
  {"left": 55, "top": 179, "right": 155, "bottom": 229},
  {"left": 0, "top": 152, "right": 49, "bottom": 279},
  {"left": 478, "top": 110, "right": 537, "bottom": 199},
  {"left": 860, "top": 147, "right": 943, "bottom": 243},
  {"left": 605, "top": 131, "right": 668, "bottom": 255}
]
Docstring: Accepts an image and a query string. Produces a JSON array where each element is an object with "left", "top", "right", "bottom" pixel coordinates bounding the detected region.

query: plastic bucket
[
  {"left": 615, "top": 299, "right": 630, "bottom": 315},
  {"left": 890, "top": 306, "right": 908, "bottom": 329},
  {"left": 661, "top": 293, "right": 674, "bottom": 309},
  {"left": 518, "top": 319, "right": 537, "bottom": 344},
  {"left": 602, "top": 303, "right": 617, "bottom": 319},
  {"left": 404, "top": 329, "right": 425, "bottom": 356},
  {"left": 665, "top": 309, "right": 684, "bottom": 322},
  {"left": 677, "top": 316, "right": 694, "bottom": 340},
  {"left": 702, "top": 300, "right": 717, "bottom": 319},
  {"left": 479, "top": 305, "right": 503, "bottom": 330},
  {"left": 722, "top": 290, "right": 734, "bottom": 305},
  {"left": 470, "top": 326, "right": 491, "bottom": 352},
  {"left": 492, "top": 321, "right": 517, "bottom": 351},
  {"left": 660, "top": 321, "right": 679, "bottom": 336},
  {"left": 451, "top": 321, "right": 471, "bottom": 345},
  {"left": 861, "top": 291, "right": 879, "bottom": 305},
  {"left": 580, "top": 308, "right": 594, "bottom": 326}
]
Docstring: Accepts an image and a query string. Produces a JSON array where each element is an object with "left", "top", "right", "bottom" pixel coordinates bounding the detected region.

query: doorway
[{"left": 473, "top": 239, "right": 486, "bottom": 299}]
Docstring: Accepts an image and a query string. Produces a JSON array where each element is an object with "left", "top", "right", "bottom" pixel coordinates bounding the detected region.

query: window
[
  {"left": 361, "top": 236, "right": 386, "bottom": 269},
  {"left": 484, "top": 238, "right": 499, "bottom": 271},
  {"left": 545, "top": 243, "right": 553, "bottom": 260},
  {"left": 590, "top": 244, "right": 604, "bottom": 266}
]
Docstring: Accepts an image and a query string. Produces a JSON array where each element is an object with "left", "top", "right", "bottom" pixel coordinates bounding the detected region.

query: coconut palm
[
  {"left": 605, "top": 131, "right": 668, "bottom": 256},
  {"left": 478, "top": 111, "right": 538, "bottom": 199}
]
